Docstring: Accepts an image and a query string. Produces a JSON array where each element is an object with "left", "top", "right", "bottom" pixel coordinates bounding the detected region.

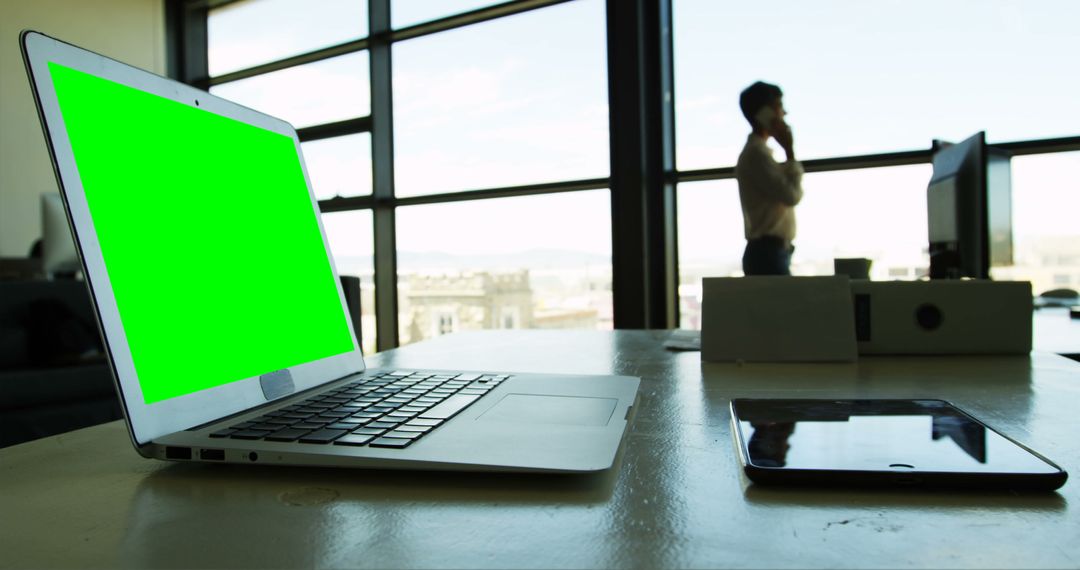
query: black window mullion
[
  {"left": 165, "top": 0, "right": 209, "bottom": 88},
  {"left": 607, "top": 0, "right": 674, "bottom": 329},
  {"left": 296, "top": 117, "right": 372, "bottom": 143},
  {"left": 370, "top": 0, "right": 400, "bottom": 351},
  {"left": 657, "top": 0, "right": 679, "bottom": 328}
]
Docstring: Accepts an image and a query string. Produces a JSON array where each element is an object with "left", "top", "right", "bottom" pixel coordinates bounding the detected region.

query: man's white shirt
[{"left": 735, "top": 134, "right": 804, "bottom": 246}]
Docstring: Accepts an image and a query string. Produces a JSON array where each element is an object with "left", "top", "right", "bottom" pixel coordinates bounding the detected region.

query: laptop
[{"left": 21, "top": 31, "right": 640, "bottom": 473}]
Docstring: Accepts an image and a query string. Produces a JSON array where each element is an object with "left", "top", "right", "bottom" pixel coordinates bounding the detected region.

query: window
[
  {"left": 396, "top": 190, "right": 612, "bottom": 345},
  {"left": 198, "top": 0, "right": 615, "bottom": 351},
  {"left": 991, "top": 151, "right": 1080, "bottom": 295},
  {"left": 392, "top": 0, "right": 502, "bottom": 29},
  {"left": 673, "top": 0, "right": 1080, "bottom": 171},
  {"left": 392, "top": 0, "right": 608, "bottom": 197},
  {"left": 321, "top": 210, "right": 377, "bottom": 354},
  {"left": 192, "top": 0, "right": 1077, "bottom": 344},
  {"left": 301, "top": 134, "right": 373, "bottom": 199},
  {"left": 677, "top": 164, "right": 932, "bottom": 329},
  {"left": 500, "top": 307, "right": 520, "bottom": 329},
  {"left": 791, "top": 165, "right": 931, "bottom": 278},
  {"left": 208, "top": 0, "right": 368, "bottom": 77},
  {"left": 435, "top": 312, "right": 458, "bottom": 336},
  {"left": 210, "top": 53, "right": 370, "bottom": 129}
]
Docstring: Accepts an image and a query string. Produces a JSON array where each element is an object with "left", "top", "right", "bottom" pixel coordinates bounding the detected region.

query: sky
[{"left": 205, "top": 0, "right": 1080, "bottom": 271}]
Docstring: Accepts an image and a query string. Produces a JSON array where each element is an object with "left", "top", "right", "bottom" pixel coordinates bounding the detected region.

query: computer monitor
[
  {"left": 927, "top": 131, "right": 1013, "bottom": 279},
  {"left": 41, "top": 192, "right": 81, "bottom": 278}
]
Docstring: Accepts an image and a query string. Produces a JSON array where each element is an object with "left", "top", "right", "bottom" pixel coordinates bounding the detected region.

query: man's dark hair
[{"left": 739, "top": 81, "right": 783, "bottom": 126}]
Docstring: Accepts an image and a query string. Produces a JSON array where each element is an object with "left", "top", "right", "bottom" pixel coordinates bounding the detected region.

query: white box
[
  {"left": 849, "top": 280, "right": 1032, "bottom": 355},
  {"left": 701, "top": 276, "right": 857, "bottom": 362}
]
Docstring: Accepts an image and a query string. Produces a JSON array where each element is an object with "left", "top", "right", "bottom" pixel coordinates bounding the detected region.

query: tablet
[{"left": 730, "top": 399, "right": 1067, "bottom": 491}]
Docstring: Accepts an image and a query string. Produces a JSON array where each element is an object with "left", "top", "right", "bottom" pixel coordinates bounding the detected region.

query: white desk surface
[{"left": 2, "top": 330, "right": 1079, "bottom": 569}]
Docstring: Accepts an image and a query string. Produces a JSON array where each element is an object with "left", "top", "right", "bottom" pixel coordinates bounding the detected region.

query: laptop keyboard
[{"left": 208, "top": 370, "right": 509, "bottom": 449}]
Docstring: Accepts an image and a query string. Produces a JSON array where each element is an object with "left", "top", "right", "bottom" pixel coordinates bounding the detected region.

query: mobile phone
[{"left": 730, "top": 399, "right": 1067, "bottom": 491}]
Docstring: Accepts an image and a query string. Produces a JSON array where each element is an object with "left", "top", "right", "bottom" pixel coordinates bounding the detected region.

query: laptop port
[
  {"left": 165, "top": 447, "right": 192, "bottom": 460},
  {"left": 200, "top": 449, "right": 225, "bottom": 461}
]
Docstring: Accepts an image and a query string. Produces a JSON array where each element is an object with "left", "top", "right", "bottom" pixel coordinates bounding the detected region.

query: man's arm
[{"left": 746, "top": 145, "right": 803, "bottom": 206}]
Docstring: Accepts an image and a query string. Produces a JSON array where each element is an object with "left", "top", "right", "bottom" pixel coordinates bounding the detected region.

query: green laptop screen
[{"left": 48, "top": 62, "right": 355, "bottom": 404}]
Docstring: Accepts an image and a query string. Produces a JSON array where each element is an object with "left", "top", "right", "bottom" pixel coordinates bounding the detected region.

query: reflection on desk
[{"left": 1, "top": 330, "right": 1079, "bottom": 569}]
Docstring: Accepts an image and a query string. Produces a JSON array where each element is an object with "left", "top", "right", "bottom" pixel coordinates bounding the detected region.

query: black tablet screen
[{"left": 733, "top": 399, "right": 1060, "bottom": 474}]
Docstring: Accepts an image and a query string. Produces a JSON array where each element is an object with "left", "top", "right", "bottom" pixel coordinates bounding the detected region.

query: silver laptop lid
[{"left": 21, "top": 31, "right": 366, "bottom": 445}]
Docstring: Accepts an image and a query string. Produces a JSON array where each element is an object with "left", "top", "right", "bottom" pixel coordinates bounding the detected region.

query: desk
[{"left": 2, "top": 330, "right": 1079, "bottom": 569}]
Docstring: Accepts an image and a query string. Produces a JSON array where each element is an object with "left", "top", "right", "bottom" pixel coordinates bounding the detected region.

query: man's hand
[{"left": 772, "top": 120, "right": 795, "bottom": 161}]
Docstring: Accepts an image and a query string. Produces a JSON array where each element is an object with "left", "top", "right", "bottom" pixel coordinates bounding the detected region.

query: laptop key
[
  {"left": 420, "top": 394, "right": 481, "bottom": 420},
  {"left": 265, "top": 428, "right": 312, "bottom": 442},
  {"left": 367, "top": 421, "right": 400, "bottom": 430},
  {"left": 384, "top": 430, "right": 423, "bottom": 439},
  {"left": 405, "top": 418, "right": 442, "bottom": 427},
  {"left": 230, "top": 430, "right": 272, "bottom": 440},
  {"left": 350, "top": 427, "right": 388, "bottom": 436},
  {"left": 209, "top": 429, "right": 237, "bottom": 438},
  {"left": 334, "top": 434, "right": 374, "bottom": 447},
  {"left": 394, "top": 425, "right": 432, "bottom": 433},
  {"left": 454, "top": 373, "right": 482, "bottom": 381},
  {"left": 299, "top": 429, "right": 349, "bottom": 444},
  {"left": 369, "top": 437, "right": 411, "bottom": 449},
  {"left": 249, "top": 423, "right": 285, "bottom": 432},
  {"left": 326, "top": 422, "right": 362, "bottom": 430}
]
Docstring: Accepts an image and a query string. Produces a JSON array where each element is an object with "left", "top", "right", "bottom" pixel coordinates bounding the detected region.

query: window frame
[{"left": 167, "top": 0, "right": 1080, "bottom": 351}]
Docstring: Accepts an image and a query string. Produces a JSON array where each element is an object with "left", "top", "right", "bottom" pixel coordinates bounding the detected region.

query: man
[{"left": 735, "top": 81, "right": 804, "bottom": 275}]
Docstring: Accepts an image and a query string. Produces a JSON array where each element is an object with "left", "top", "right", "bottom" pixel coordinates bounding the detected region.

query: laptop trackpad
[{"left": 478, "top": 394, "right": 617, "bottom": 427}]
